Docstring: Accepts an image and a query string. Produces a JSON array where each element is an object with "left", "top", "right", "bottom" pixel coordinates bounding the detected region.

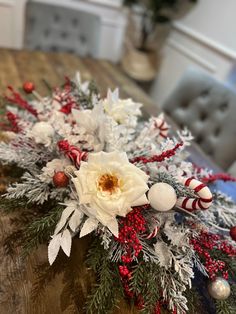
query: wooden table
[{"left": 0, "top": 49, "right": 222, "bottom": 314}]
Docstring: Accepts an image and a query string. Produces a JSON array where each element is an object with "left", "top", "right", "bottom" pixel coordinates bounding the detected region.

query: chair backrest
[
  {"left": 24, "top": 1, "right": 100, "bottom": 56},
  {"left": 163, "top": 68, "right": 236, "bottom": 170}
]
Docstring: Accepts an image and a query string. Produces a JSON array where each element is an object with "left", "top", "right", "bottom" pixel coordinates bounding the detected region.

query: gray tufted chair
[
  {"left": 24, "top": 1, "right": 99, "bottom": 56},
  {"left": 163, "top": 68, "right": 236, "bottom": 171}
]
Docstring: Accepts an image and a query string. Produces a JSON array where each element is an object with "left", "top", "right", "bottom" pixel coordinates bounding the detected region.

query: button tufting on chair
[
  {"left": 163, "top": 68, "right": 236, "bottom": 170},
  {"left": 24, "top": 1, "right": 100, "bottom": 57}
]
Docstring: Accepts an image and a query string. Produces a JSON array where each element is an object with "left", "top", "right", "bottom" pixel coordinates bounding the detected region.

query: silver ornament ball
[
  {"left": 207, "top": 277, "right": 231, "bottom": 300},
  {"left": 148, "top": 182, "right": 177, "bottom": 212}
]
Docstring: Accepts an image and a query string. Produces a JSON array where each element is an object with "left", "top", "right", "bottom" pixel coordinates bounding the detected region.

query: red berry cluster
[
  {"left": 6, "top": 111, "right": 21, "bottom": 133},
  {"left": 116, "top": 206, "right": 148, "bottom": 298},
  {"left": 116, "top": 206, "right": 148, "bottom": 263},
  {"left": 191, "top": 231, "right": 230, "bottom": 280},
  {"left": 130, "top": 141, "right": 183, "bottom": 164},
  {"left": 219, "top": 241, "right": 236, "bottom": 256},
  {"left": 154, "top": 301, "right": 162, "bottom": 314},
  {"left": 118, "top": 265, "right": 134, "bottom": 298}
]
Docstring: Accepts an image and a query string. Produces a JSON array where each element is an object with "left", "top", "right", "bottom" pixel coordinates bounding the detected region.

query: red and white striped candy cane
[
  {"left": 144, "top": 226, "right": 160, "bottom": 239},
  {"left": 176, "top": 177, "right": 213, "bottom": 212},
  {"left": 58, "top": 140, "right": 87, "bottom": 168},
  {"left": 153, "top": 113, "right": 169, "bottom": 140},
  {"left": 67, "top": 145, "right": 88, "bottom": 168}
]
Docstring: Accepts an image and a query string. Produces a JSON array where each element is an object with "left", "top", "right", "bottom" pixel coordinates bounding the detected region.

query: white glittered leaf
[
  {"left": 154, "top": 241, "right": 172, "bottom": 268},
  {"left": 164, "top": 228, "right": 187, "bottom": 247},
  {"left": 48, "top": 233, "right": 62, "bottom": 265},
  {"left": 174, "top": 260, "right": 180, "bottom": 273},
  {"left": 54, "top": 206, "right": 75, "bottom": 235},
  {"left": 60, "top": 229, "right": 72, "bottom": 257},
  {"left": 107, "top": 218, "right": 119, "bottom": 237},
  {"left": 69, "top": 210, "right": 84, "bottom": 232},
  {"left": 80, "top": 217, "right": 98, "bottom": 238}
]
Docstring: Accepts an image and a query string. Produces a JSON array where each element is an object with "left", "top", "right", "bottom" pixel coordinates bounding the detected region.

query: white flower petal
[
  {"left": 107, "top": 218, "right": 119, "bottom": 237},
  {"left": 131, "top": 194, "right": 149, "bottom": 207},
  {"left": 72, "top": 177, "right": 91, "bottom": 204}
]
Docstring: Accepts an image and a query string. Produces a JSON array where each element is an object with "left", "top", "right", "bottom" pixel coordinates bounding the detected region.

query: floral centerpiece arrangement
[{"left": 0, "top": 74, "right": 236, "bottom": 314}]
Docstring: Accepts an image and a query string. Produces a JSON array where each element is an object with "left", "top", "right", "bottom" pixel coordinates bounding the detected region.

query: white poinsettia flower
[
  {"left": 72, "top": 151, "right": 149, "bottom": 237},
  {"left": 102, "top": 88, "right": 142, "bottom": 127},
  {"left": 72, "top": 105, "right": 106, "bottom": 151},
  {"left": 39, "top": 158, "right": 71, "bottom": 183},
  {"left": 27, "top": 121, "right": 55, "bottom": 147},
  {"left": 72, "top": 108, "right": 98, "bottom": 134}
]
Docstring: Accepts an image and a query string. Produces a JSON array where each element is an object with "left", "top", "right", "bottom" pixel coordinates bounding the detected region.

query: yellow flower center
[{"left": 98, "top": 174, "right": 119, "bottom": 194}]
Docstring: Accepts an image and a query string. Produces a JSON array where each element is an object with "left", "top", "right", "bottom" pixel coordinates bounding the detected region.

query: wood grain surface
[{"left": 0, "top": 49, "right": 220, "bottom": 314}]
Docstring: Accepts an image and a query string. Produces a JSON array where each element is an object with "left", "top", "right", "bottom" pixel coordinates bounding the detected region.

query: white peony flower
[
  {"left": 72, "top": 151, "right": 149, "bottom": 236},
  {"left": 39, "top": 158, "right": 71, "bottom": 183},
  {"left": 27, "top": 121, "right": 54, "bottom": 147},
  {"left": 102, "top": 88, "right": 142, "bottom": 127}
]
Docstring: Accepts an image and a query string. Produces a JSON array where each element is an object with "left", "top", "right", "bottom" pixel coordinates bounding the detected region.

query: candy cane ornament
[
  {"left": 135, "top": 113, "right": 169, "bottom": 147},
  {"left": 176, "top": 177, "right": 213, "bottom": 212},
  {"left": 143, "top": 226, "right": 160, "bottom": 239},
  {"left": 153, "top": 113, "right": 169, "bottom": 140},
  {"left": 57, "top": 140, "right": 88, "bottom": 168}
]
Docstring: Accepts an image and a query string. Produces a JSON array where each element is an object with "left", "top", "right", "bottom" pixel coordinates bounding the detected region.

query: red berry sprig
[
  {"left": 6, "top": 86, "right": 38, "bottom": 117},
  {"left": 190, "top": 231, "right": 236, "bottom": 280},
  {"left": 116, "top": 206, "right": 148, "bottom": 263},
  {"left": 201, "top": 173, "right": 236, "bottom": 184},
  {"left": 118, "top": 265, "right": 134, "bottom": 298},
  {"left": 130, "top": 141, "right": 183, "bottom": 164},
  {"left": 116, "top": 206, "right": 148, "bottom": 298},
  {"left": 6, "top": 111, "right": 21, "bottom": 133}
]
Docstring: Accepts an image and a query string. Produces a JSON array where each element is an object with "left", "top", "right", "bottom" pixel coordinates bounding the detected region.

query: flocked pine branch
[
  {"left": 0, "top": 136, "right": 56, "bottom": 170},
  {"left": 5, "top": 172, "right": 50, "bottom": 204}
]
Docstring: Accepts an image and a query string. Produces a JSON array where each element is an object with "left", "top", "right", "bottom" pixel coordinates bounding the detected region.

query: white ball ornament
[
  {"left": 148, "top": 182, "right": 177, "bottom": 212},
  {"left": 208, "top": 277, "right": 231, "bottom": 300}
]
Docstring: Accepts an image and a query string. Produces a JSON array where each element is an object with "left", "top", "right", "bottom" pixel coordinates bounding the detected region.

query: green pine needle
[
  {"left": 22, "top": 205, "right": 64, "bottom": 257},
  {"left": 85, "top": 239, "right": 123, "bottom": 314}
]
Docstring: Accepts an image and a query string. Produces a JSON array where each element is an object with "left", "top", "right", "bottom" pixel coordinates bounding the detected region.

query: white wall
[
  {"left": 0, "top": 0, "right": 27, "bottom": 49},
  {"left": 150, "top": 0, "right": 236, "bottom": 107},
  {"left": 179, "top": 0, "right": 236, "bottom": 53}
]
